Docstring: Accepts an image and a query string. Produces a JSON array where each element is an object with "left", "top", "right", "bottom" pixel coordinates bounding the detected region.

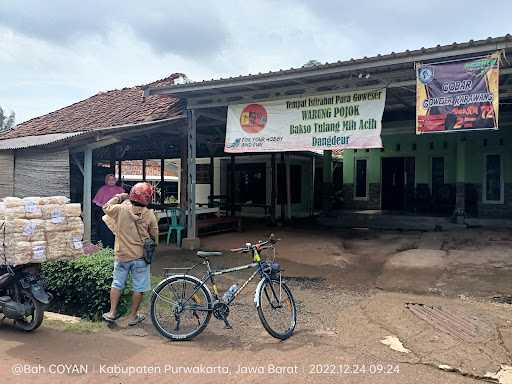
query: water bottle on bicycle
[{"left": 222, "top": 284, "right": 239, "bottom": 303}]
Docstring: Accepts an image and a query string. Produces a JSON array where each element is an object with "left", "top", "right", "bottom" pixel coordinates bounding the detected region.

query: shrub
[{"left": 41, "top": 249, "right": 132, "bottom": 320}]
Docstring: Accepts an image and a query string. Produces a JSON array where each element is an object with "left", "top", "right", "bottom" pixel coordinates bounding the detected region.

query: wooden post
[
  {"left": 209, "top": 156, "right": 214, "bottom": 202},
  {"left": 83, "top": 148, "right": 93, "bottom": 242},
  {"left": 142, "top": 159, "right": 147, "bottom": 181},
  {"left": 280, "top": 153, "right": 285, "bottom": 221},
  {"left": 160, "top": 157, "right": 165, "bottom": 206},
  {"left": 311, "top": 156, "right": 316, "bottom": 216},
  {"left": 185, "top": 109, "right": 198, "bottom": 247},
  {"left": 285, "top": 154, "right": 292, "bottom": 221},
  {"left": 179, "top": 133, "right": 188, "bottom": 210},
  {"left": 109, "top": 146, "right": 115, "bottom": 174},
  {"left": 271, "top": 153, "right": 276, "bottom": 225},
  {"left": 322, "top": 150, "right": 333, "bottom": 212},
  {"left": 230, "top": 155, "right": 235, "bottom": 216},
  {"left": 117, "top": 160, "right": 122, "bottom": 182}
]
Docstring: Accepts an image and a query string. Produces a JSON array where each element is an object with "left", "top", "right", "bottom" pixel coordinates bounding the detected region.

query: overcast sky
[{"left": 0, "top": 0, "right": 510, "bottom": 124}]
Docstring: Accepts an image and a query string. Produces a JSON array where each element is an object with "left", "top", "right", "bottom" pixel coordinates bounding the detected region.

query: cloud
[
  {"left": 0, "top": 0, "right": 509, "bottom": 123},
  {"left": 0, "top": 0, "right": 229, "bottom": 58},
  {"left": 296, "top": 0, "right": 512, "bottom": 57}
]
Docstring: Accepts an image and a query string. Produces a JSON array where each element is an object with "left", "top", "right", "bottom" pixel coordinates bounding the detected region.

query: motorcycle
[{"left": 0, "top": 264, "right": 52, "bottom": 331}]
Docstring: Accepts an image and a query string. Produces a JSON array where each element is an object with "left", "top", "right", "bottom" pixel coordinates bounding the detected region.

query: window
[
  {"left": 484, "top": 154, "right": 503, "bottom": 203},
  {"left": 354, "top": 159, "right": 367, "bottom": 198},
  {"left": 431, "top": 157, "right": 445, "bottom": 190}
]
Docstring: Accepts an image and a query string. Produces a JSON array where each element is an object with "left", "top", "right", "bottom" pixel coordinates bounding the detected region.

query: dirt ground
[{"left": 2, "top": 226, "right": 512, "bottom": 383}]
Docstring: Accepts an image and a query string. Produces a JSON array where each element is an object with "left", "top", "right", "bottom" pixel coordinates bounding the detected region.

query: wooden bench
[{"left": 197, "top": 216, "right": 242, "bottom": 235}]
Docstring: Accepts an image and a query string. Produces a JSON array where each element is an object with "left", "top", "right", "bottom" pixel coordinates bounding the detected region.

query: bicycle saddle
[{"left": 196, "top": 251, "right": 223, "bottom": 258}]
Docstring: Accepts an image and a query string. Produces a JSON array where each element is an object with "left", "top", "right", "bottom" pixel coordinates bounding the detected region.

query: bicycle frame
[{"left": 158, "top": 254, "right": 277, "bottom": 312}]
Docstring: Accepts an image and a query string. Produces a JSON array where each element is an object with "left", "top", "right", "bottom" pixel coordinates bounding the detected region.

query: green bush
[{"left": 41, "top": 249, "right": 132, "bottom": 320}]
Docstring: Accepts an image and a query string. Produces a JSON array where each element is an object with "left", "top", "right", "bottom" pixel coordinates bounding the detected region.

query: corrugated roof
[
  {"left": 0, "top": 74, "right": 186, "bottom": 141},
  {"left": 0, "top": 132, "right": 86, "bottom": 150},
  {"left": 148, "top": 35, "right": 512, "bottom": 95}
]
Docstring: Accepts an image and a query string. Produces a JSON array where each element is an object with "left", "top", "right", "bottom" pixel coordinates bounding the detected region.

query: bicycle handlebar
[{"left": 230, "top": 234, "right": 280, "bottom": 253}]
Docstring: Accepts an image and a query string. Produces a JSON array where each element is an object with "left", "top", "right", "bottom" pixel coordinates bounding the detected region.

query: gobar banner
[
  {"left": 224, "top": 89, "right": 386, "bottom": 153},
  {"left": 416, "top": 52, "right": 500, "bottom": 134}
]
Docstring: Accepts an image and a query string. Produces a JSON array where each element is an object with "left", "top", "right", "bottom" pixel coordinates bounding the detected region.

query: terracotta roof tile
[{"left": 1, "top": 74, "right": 186, "bottom": 140}]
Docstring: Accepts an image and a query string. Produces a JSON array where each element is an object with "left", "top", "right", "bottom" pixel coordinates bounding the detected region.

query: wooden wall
[
  {"left": 14, "top": 149, "right": 70, "bottom": 198},
  {"left": 0, "top": 151, "right": 14, "bottom": 198}
]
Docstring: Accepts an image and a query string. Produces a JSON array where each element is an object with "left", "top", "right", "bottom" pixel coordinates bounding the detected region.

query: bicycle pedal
[{"left": 223, "top": 318, "right": 232, "bottom": 329}]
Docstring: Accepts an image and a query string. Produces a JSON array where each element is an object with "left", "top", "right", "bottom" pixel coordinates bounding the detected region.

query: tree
[{"left": 0, "top": 106, "right": 15, "bottom": 132}]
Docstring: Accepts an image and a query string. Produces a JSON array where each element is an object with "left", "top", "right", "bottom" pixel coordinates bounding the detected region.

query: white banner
[{"left": 225, "top": 89, "right": 386, "bottom": 153}]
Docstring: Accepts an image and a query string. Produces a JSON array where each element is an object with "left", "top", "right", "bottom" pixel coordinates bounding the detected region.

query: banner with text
[
  {"left": 225, "top": 89, "right": 386, "bottom": 153},
  {"left": 416, "top": 52, "right": 500, "bottom": 134}
]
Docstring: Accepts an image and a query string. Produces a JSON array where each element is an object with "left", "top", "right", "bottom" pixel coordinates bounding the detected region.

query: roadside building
[{"left": 1, "top": 35, "right": 512, "bottom": 247}]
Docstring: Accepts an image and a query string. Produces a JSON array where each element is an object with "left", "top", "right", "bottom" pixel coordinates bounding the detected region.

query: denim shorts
[{"left": 112, "top": 258, "right": 150, "bottom": 292}]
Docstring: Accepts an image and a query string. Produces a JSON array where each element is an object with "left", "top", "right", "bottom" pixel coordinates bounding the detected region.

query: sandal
[
  {"left": 128, "top": 314, "right": 146, "bottom": 326},
  {"left": 102, "top": 312, "right": 120, "bottom": 323}
]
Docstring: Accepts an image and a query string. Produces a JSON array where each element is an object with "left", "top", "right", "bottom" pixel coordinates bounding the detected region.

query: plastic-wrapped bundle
[
  {"left": 6, "top": 232, "right": 45, "bottom": 244},
  {"left": 3, "top": 197, "right": 24, "bottom": 208},
  {"left": 45, "top": 218, "right": 69, "bottom": 232},
  {"left": 23, "top": 219, "right": 45, "bottom": 240},
  {"left": 47, "top": 246, "right": 66, "bottom": 261},
  {"left": 6, "top": 220, "right": 45, "bottom": 241},
  {"left": 5, "top": 219, "right": 29, "bottom": 234},
  {"left": 68, "top": 217, "right": 84, "bottom": 235},
  {"left": 23, "top": 197, "right": 45, "bottom": 205},
  {"left": 31, "top": 241, "right": 47, "bottom": 263},
  {"left": 4, "top": 241, "right": 32, "bottom": 265},
  {"left": 22, "top": 197, "right": 43, "bottom": 219},
  {"left": 41, "top": 204, "right": 65, "bottom": 221},
  {"left": 67, "top": 233, "right": 84, "bottom": 258},
  {"left": 46, "top": 232, "right": 68, "bottom": 261},
  {"left": 47, "top": 196, "right": 70, "bottom": 205},
  {"left": 64, "top": 203, "right": 82, "bottom": 217},
  {"left": 5, "top": 206, "right": 26, "bottom": 220}
]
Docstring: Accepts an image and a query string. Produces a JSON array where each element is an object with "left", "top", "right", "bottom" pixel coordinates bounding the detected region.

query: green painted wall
[{"left": 341, "top": 122, "right": 512, "bottom": 188}]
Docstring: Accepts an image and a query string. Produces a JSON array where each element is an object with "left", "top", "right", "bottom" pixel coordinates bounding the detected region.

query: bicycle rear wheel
[
  {"left": 150, "top": 275, "right": 212, "bottom": 341},
  {"left": 256, "top": 278, "right": 296, "bottom": 340}
]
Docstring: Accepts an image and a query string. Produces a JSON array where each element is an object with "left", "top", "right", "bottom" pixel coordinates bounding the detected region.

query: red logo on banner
[{"left": 240, "top": 104, "right": 267, "bottom": 133}]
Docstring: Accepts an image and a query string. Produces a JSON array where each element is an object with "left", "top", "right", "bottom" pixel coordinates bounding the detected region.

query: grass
[
  {"left": 44, "top": 319, "right": 106, "bottom": 333},
  {"left": 45, "top": 274, "right": 163, "bottom": 333}
]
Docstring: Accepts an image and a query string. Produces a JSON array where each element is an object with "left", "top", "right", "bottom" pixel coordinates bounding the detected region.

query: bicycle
[{"left": 150, "top": 234, "right": 296, "bottom": 341}]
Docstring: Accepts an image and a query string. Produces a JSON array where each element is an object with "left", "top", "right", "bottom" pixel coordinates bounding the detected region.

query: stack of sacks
[
  {"left": 0, "top": 196, "right": 84, "bottom": 265},
  {"left": 23, "top": 197, "right": 44, "bottom": 219},
  {"left": 4, "top": 197, "right": 26, "bottom": 220},
  {"left": 65, "top": 204, "right": 84, "bottom": 258},
  {"left": 44, "top": 200, "right": 83, "bottom": 260},
  {"left": 2, "top": 219, "right": 48, "bottom": 265}
]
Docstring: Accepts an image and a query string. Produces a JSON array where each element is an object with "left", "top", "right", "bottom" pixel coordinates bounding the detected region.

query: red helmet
[{"left": 129, "top": 182, "right": 154, "bottom": 206}]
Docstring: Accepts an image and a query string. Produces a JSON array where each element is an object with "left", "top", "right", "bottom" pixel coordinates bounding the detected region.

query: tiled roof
[{"left": 1, "top": 74, "right": 186, "bottom": 140}]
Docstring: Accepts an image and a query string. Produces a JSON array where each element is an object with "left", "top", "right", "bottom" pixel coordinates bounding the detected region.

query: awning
[{"left": 0, "top": 132, "right": 86, "bottom": 150}]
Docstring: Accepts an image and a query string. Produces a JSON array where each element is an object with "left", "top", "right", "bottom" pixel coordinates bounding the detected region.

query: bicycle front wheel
[
  {"left": 256, "top": 278, "right": 296, "bottom": 340},
  {"left": 150, "top": 275, "right": 212, "bottom": 341}
]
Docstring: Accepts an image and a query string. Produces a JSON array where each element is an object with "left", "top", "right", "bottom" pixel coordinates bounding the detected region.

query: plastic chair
[{"left": 165, "top": 208, "right": 185, "bottom": 247}]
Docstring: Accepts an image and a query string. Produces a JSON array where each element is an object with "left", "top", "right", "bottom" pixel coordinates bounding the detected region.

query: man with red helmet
[{"left": 101, "top": 182, "right": 158, "bottom": 326}]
